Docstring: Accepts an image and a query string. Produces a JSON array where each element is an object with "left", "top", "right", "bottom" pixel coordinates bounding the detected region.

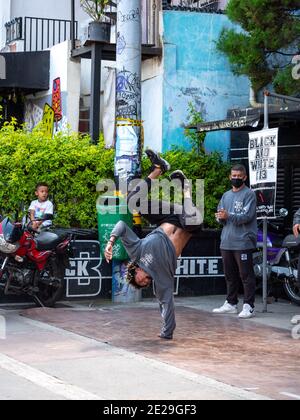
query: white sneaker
[
  {"left": 239, "top": 304, "right": 255, "bottom": 319},
  {"left": 291, "top": 316, "right": 300, "bottom": 325},
  {"left": 213, "top": 301, "right": 238, "bottom": 314}
]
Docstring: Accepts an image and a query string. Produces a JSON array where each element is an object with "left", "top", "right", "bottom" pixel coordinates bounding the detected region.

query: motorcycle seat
[
  {"left": 35, "top": 231, "right": 66, "bottom": 251},
  {"left": 282, "top": 234, "right": 300, "bottom": 249}
]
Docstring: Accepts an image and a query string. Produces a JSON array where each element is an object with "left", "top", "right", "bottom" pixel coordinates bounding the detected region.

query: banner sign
[
  {"left": 248, "top": 128, "right": 279, "bottom": 219},
  {"left": 52, "top": 77, "right": 62, "bottom": 122}
]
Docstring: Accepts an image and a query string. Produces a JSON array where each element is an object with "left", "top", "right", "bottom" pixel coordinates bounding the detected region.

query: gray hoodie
[
  {"left": 111, "top": 221, "right": 177, "bottom": 338},
  {"left": 218, "top": 186, "right": 257, "bottom": 251}
]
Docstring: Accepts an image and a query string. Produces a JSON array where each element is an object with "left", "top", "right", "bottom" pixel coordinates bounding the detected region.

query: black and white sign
[
  {"left": 176, "top": 257, "right": 223, "bottom": 278},
  {"left": 65, "top": 240, "right": 111, "bottom": 298},
  {"left": 249, "top": 128, "right": 279, "bottom": 219}
]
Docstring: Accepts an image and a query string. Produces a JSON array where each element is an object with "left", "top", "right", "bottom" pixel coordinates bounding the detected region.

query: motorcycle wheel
[
  {"left": 34, "top": 260, "right": 65, "bottom": 308},
  {"left": 282, "top": 257, "right": 300, "bottom": 306}
]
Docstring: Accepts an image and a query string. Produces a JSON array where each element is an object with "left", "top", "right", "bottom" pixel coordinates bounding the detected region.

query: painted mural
[
  {"left": 24, "top": 77, "right": 67, "bottom": 135},
  {"left": 52, "top": 77, "right": 62, "bottom": 122},
  {"left": 42, "top": 103, "right": 55, "bottom": 137},
  {"left": 162, "top": 11, "right": 250, "bottom": 158}
]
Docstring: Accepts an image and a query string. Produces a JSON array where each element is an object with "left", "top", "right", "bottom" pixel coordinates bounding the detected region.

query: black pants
[
  {"left": 127, "top": 177, "right": 203, "bottom": 234},
  {"left": 221, "top": 249, "right": 256, "bottom": 308}
]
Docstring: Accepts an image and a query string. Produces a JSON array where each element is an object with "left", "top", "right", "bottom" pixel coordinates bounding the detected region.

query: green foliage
[
  {"left": 161, "top": 150, "right": 231, "bottom": 228},
  {"left": 161, "top": 104, "right": 230, "bottom": 228},
  {"left": 0, "top": 122, "right": 114, "bottom": 228},
  {"left": 217, "top": 0, "right": 300, "bottom": 94},
  {"left": 273, "top": 64, "right": 300, "bottom": 95},
  {"left": 80, "top": 0, "right": 109, "bottom": 22},
  {"left": 184, "top": 103, "right": 206, "bottom": 155},
  {"left": 0, "top": 114, "right": 230, "bottom": 229}
]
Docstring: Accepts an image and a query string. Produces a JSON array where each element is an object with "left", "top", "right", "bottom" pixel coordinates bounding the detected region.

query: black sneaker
[
  {"left": 145, "top": 149, "right": 171, "bottom": 174},
  {"left": 158, "top": 334, "right": 173, "bottom": 340}
]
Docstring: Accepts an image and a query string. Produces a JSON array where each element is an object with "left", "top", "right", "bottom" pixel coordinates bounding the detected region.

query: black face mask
[{"left": 231, "top": 178, "right": 245, "bottom": 189}]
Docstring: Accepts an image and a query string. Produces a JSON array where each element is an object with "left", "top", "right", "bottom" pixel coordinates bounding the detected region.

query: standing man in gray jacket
[
  {"left": 293, "top": 209, "right": 300, "bottom": 283},
  {"left": 213, "top": 164, "right": 257, "bottom": 319},
  {"left": 104, "top": 150, "right": 203, "bottom": 340}
]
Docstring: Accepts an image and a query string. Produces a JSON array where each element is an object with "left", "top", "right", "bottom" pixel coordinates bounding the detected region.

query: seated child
[{"left": 29, "top": 182, "right": 54, "bottom": 231}]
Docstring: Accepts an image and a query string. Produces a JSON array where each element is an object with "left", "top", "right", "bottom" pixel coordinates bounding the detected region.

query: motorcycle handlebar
[
  {"left": 257, "top": 220, "right": 280, "bottom": 231},
  {"left": 268, "top": 222, "right": 280, "bottom": 231}
]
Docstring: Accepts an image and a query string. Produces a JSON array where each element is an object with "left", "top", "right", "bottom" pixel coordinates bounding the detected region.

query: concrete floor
[{"left": 0, "top": 295, "right": 299, "bottom": 400}]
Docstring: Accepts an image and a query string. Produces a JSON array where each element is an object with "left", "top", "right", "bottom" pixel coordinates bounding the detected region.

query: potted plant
[{"left": 80, "top": 0, "right": 111, "bottom": 43}]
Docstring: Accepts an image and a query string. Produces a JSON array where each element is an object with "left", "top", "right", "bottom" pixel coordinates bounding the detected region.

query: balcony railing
[
  {"left": 5, "top": 0, "right": 159, "bottom": 54},
  {"left": 5, "top": 16, "right": 78, "bottom": 52},
  {"left": 24, "top": 17, "right": 78, "bottom": 52}
]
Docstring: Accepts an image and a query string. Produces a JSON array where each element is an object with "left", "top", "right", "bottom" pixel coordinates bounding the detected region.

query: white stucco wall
[
  {"left": 142, "top": 57, "right": 163, "bottom": 152},
  {"left": 2, "top": 0, "right": 154, "bottom": 51},
  {"left": 0, "top": 0, "right": 11, "bottom": 50},
  {"left": 10, "top": 0, "right": 90, "bottom": 26},
  {"left": 0, "top": 0, "right": 94, "bottom": 51},
  {"left": 24, "top": 40, "right": 81, "bottom": 133}
]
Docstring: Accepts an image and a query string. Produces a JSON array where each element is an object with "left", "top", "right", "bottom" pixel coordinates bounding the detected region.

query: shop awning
[
  {"left": 188, "top": 105, "right": 300, "bottom": 133},
  {"left": 195, "top": 114, "right": 260, "bottom": 132},
  {"left": 0, "top": 51, "right": 50, "bottom": 93}
]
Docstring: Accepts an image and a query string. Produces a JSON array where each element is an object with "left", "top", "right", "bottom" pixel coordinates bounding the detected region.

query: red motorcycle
[{"left": 0, "top": 216, "right": 72, "bottom": 307}]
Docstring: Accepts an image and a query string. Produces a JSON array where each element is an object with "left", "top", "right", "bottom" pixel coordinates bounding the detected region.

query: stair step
[{"left": 79, "top": 109, "right": 90, "bottom": 119}]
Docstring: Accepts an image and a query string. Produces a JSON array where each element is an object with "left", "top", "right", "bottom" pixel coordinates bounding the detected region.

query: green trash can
[{"left": 97, "top": 196, "right": 132, "bottom": 261}]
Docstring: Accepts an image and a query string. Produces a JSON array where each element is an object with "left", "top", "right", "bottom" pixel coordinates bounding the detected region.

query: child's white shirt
[{"left": 29, "top": 200, "right": 54, "bottom": 227}]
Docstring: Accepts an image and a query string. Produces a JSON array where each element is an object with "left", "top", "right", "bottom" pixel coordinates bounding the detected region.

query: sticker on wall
[
  {"left": 115, "top": 124, "right": 138, "bottom": 157},
  {"left": 42, "top": 103, "right": 55, "bottom": 138},
  {"left": 24, "top": 101, "right": 43, "bottom": 131},
  {"left": 52, "top": 77, "right": 62, "bottom": 122}
]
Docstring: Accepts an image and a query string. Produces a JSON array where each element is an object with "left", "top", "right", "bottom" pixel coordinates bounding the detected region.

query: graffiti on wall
[
  {"left": 116, "top": 32, "right": 126, "bottom": 56},
  {"left": 116, "top": 68, "right": 141, "bottom": 120},
  {"left": 24, "top": 101, "right": 44, "bottom": 131},
  {"left": 42, "top": 103, "right": 55, "bottom": 137},
  {"left": 24, "top": 77, "right": 66, "bottom": 134},
  {"left": 52, "top": 77, "right": 62, "bottom": 122}
]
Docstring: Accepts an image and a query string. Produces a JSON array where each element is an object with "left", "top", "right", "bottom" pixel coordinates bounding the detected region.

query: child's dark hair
[
  {"left": 126, "top": 261, "right": 143, "bottom": 289},
  {"left": 35, "top": 182, "right": 49, "bottom": 191}
]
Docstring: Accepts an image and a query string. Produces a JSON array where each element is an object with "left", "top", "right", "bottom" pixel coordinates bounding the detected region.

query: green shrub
[
  {"left": 0, "top": 120, "right": 230, "bottom": 229},
  {"left": 161, "top": 149, "right": 231, "bottom": 228},
  {"left": 0, "top": 121, "right": 114, "bottom": 228}
]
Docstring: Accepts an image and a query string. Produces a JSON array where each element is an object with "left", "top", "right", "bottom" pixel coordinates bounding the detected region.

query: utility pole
[
  {"left": 112, "top": 0, "right": 142, "bottom": 303},
  {"left": 262, "top": 91, "right": 269, "bottom": 313},
  {"left": 115, "top": 0, "right": 142, "bottom": 185}
]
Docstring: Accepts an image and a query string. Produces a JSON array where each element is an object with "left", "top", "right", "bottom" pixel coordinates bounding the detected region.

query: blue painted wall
[{"left": 162, "top": 11, "right": 250, "bottom": 159}]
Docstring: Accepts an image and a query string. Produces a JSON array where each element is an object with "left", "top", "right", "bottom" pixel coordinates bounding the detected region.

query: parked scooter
[
  {"left": 253, "top": 209, "right": 300, "bottom": 305},
  {"left": 0, "top": 214, "right": 72, "bottom": 307}
]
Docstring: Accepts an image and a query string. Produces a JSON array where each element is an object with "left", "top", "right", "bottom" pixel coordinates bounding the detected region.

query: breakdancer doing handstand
[{"left": 105, "top": 150, "right": 203, "bottom": 340}]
